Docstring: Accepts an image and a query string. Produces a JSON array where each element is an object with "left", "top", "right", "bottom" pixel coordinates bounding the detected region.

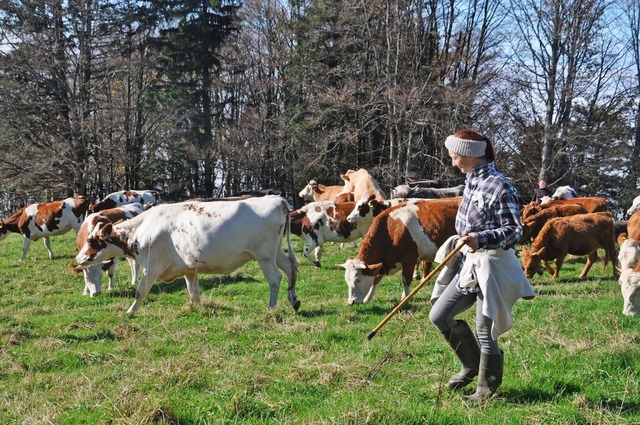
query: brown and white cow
[
  {"left": 75, "top": 195, "right": 300, "bottom": 313},
  {"left": 337, "top": 198, "right": 459, "bottom": 304},
  {"left": 339, "top": 168, "right": 387, "bottom": 201},
  {"left": 70, "top": 203, "right": 145, "bottom": 296},
  {"left": 90, "top": 189, "right": 159, "bottom": 213},
  {"left": 290, "top": 200, "right": 368, "bottom": 267},
  {"left": 298, "top": 180, "right": 345, "bottom": 202},
  {"left": 521, "top": 196, "right": 607, "bottom": 220},
  {"left": 0, "top": 196, "right": 90, "bottom": 260},
  {"left": 521, "top": 212, "right": 618, "bottom": 280}
]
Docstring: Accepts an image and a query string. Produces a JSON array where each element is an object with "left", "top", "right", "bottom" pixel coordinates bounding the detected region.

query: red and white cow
[
  {"left": 290, "top": 201, "right": 368, "bottom": 267},
  {"left": 346, "top": 195, "right": 428, "bottom": 224},
  {"left": 70, "top": 203, "right": 145, "bottom": 296},
  {"left": 90, "top": 189, "right": 159, "bottom": 213},
  {"left": 75, "top": 195, "right": 300, "bottom": 313},
  {"left": 298, "top": 180, "right": 345, "bottom": 202},
  {"left": 339, "top": 168, "right": 387, "bottom": 201},
  {"left": 337, "top": 198, "right": 459, "bottom": 304},
  {"left": 0, "top": 196, "right": 90, "bottom": 260}
]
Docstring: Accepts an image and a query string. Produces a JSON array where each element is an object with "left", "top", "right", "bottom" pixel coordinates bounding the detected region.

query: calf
[
  {"left": 618, "top": 268, "right": 640, "bottom": 317},
  {"left": 521, "top": 196, "right": 607, "bottom": 220},
  {"left": 521, "top": 212, "right": 618, "bottom": 280},
  {"left": 70, "top": 203, "right": 145, "bottom": 296},
  {"left": 90, "top": 189, "right": 159, "bottom": 212},
  {"left": 337, "top": 199, "right": 459, "bottom": 304},
  {"left": 0, "top": 196, "right": 90, "bottom": 260},
  {"left": 290, "top": 201, "right": 367, "bottom": 267},
  {"left": 390, "top": 184, "right": 464, "bottom": 199},
  {"left": 75, "top": 195, "right": 300, "bottom": 313},
  {"left": 298, "top": 180, "right": 345, "bottom": 202}
]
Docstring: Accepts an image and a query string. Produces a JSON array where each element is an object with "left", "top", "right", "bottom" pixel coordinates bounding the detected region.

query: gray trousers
[{"left": 429, "top": 280, "right": 501, "bottom": 355}]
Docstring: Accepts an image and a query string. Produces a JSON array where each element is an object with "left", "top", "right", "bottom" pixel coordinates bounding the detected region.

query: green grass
[{"left": 0, "top": 232, "right": 639, "bottom": 424}]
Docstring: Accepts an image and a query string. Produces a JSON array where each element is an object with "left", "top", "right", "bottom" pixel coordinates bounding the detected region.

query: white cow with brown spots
[
  {"left": 75, "top": 196, "right": 300, "bottom": 313},
  {"left": 0, "top": 196, "right": 90, "bottom": 260},
  {"left": 337, "top": 198, "right": 459, "bottom": 304}
]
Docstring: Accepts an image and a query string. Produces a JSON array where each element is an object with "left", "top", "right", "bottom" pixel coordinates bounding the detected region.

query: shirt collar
[{"left": 466, "top": 161, "right": 495, "bottom": 183}]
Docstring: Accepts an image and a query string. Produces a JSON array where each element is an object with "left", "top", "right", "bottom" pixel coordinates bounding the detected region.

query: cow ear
[
  {"left": 532, "top": 247, "right": 545, "bottom": 257},
  {"left": 366, "top": 262, "right": 383, "bottom": 274},
  {"left": 99, "top": 223, "right": 113, "bottom": 240}
]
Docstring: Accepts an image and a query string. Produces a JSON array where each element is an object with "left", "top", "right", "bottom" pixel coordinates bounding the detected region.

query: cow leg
[
  {"left": 127, "top": 258, "right": 139, "bottom": 285},
  {"left": 184, "top": 273, "right": 201, "bottom": 304},
  {"left": 106, "top": 260, "right": 117, "bottom": 291},
  {"left": 276, "top": 249, "right": 300, "bottom": 312},
  {"left": 20, "top": 236, "right": 32, "bottom": 261},
  {"left": 578, "top": 250, "right": 598, "bottom": 279},
  {"left": 257, "top": 259, "right": 282, "bottom": 310},
  {"left": 543, "top": 260, "right": 554, "bottom": 275},
  {"left": 303, "top": 241, "right": 321, "bottom": 267},
  {"left": 43, "top": 237, "right": 54, "bottom": 259},
  {"left": 553, "top": 256, "right": 566, "bottom": 279},
  {"left": 127, "top": 269, "right": 157, "bottom": 313},
  {"left": 362, "top": 276, "right": 384, "bottom": 303}
]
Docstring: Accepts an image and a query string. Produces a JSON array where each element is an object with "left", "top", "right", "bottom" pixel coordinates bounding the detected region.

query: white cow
[
  {"left": 550, "top": 185, "right": 578, "bottom": 200},
  {"left": 75, "top": 196, "right": 300, "bottom": 313},
  {"left": 70, "top": 203, "right": 145, "bottom": 296},
  {"left": 618, "top": 268, "right": 640, "bottom": 317}
]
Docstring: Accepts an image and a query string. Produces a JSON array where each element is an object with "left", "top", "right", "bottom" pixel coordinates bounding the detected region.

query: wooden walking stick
[{"left": 366, "top": 242, "right": 465, "bottom": 340}]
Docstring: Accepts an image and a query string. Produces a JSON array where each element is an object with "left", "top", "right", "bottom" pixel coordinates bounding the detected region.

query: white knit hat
[{"left": 445, "top": 135, "right": 486, "bottom": 157}]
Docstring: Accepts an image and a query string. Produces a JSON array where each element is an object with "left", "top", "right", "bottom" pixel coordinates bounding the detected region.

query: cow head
[
  {"left": 619, "top": 239, "right": 640, "bottom": 270},
  {"left": 298, "top": 180, "right": 317, "bottom": 201},
  {"left": 521, "top": 246, "right": 545, "bottom": 278},
  {"left": 337, "top": 258, "right": 383, "bottom": 304},
  {"left": 620, "top": 268, "right": 640, "bottom": 317},
  {"left": 76, "top": 222, "right": 123, "bottom": 266}
]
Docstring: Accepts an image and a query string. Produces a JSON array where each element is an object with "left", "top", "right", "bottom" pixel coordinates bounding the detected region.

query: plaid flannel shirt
[{"left": 455, "top": 161, "right": 522, "bottom": 250}]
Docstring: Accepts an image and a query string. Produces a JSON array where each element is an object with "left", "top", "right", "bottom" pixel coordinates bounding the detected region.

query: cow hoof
[
  {"left": 313, "top": 261, "right": 321, "bottom": 268},
  {"left": 292, "top": 299, "right": 301, "bottom": 312}
]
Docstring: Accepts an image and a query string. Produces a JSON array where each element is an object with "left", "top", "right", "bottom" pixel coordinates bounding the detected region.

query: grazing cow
[
  {"left": 290, "top": 201, "right": 368, "bottom": 267},
  {"left": 520, "top": 204, "right": 588, "bottom": 242},
  {"left": 618, "top": 268, "right": 640, "bottom": 317},
  {"left": 90, "top": 189, "right": 159, "bottom": 213},
  {"left": 298, "top": 180, "right": 345, "bottom": 202},
  {"left": 337, "top": 199, "right": 459, "bottom": 304},
  {"left": 549, "top": 185, "right": 578, "bottom": 200},
  {"left": 0, "top": 196, "right": 90, "bottom": 260},
  {"left": 521, "top": 197, "right": 607, "bottom": 220},
  {"left": 618, "top": 238, "right": 640, "bottom": 271},
  {"left": 70, "top": 203, "right": 145, "bottom": 296},
  {"left": 75, "top": 195, "right": 300, "bottom": 313},
  {"left": 390, "top": 184, "right": 465, "bottom": 199},
  {"left": 521, "top": 212, "right": 618, "bottom": 280},
  {"left": 339, "top": 168, "right": 387, "bottom": 201},
  {"left": 626, "top": 195, "right": 640, "bottom": 217}
]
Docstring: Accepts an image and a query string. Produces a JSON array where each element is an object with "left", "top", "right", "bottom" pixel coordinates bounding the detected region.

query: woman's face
[{"left": 448, "top": 151, "right": 479, "bottom": 173}]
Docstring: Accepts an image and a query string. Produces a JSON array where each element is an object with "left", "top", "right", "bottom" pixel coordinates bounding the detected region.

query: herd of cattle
[{"left": 1, "top": 168, "right": 639, "bottom": 317}]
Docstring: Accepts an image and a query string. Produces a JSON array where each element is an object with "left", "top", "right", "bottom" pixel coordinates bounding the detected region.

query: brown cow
[
  {"left": 337, "top": 198, "right": 459, "bottom": 304},
  {"left": 521, "top": 197, "right": 607, "bottom": 220},
  {"left": 0, "top": 196, "right": 90, "bottom": 260},
  {"left": 521, "top": 212, "right": 618, "bottom": 280}
]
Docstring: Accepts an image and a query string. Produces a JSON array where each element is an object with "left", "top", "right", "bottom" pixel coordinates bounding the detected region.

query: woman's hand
[{"left": 461, "top": 233, "right": 480, "bottom": 252}]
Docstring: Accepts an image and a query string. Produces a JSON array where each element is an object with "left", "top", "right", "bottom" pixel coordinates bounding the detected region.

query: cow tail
[{"left": 285, "top": 207, "right": 299, "bottom": 284}]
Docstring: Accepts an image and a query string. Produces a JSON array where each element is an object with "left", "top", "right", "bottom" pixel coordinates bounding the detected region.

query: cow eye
[{"left": 88, "top": 238, "right": 105, "bottom": 250}]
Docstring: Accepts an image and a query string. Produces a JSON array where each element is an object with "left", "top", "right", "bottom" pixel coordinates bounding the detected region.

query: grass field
[{"left": 0, "top": 231, "right": 639, "bottom": 424}]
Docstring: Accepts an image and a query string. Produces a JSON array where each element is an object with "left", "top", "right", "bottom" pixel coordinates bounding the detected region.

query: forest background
[{"left": 1, "top": 0, "right": 639, "bottom": 215}]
